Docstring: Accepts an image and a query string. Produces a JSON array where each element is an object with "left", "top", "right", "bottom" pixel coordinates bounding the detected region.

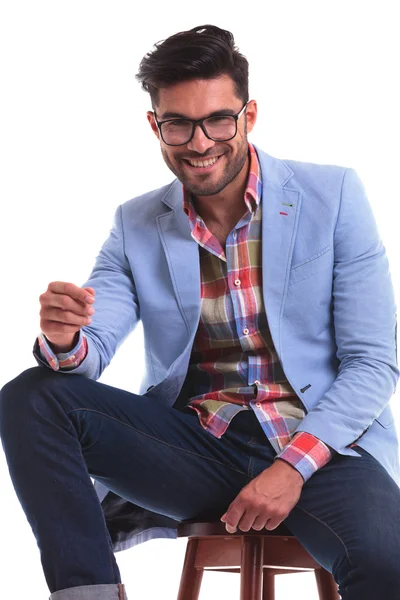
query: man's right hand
[{"left": 39, "top": 281, "right": 96, "bottom": 353}]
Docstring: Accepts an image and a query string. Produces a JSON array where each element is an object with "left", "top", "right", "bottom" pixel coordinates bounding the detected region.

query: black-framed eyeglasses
[{"left": 153, "top": 102, "right": 248, "bottom": 146}]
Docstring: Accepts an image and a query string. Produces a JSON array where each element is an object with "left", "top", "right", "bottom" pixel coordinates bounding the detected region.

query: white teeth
[{"left": 188, "top": 155, "right": 220, "bottom": 168}]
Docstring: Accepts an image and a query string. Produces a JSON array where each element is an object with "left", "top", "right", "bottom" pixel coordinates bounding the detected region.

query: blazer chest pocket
[{"left": 289, "top": 245, "right": 332, "bottom": 286}]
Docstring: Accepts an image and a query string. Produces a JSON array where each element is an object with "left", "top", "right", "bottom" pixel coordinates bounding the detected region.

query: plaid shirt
[
  {"left": 180, "top": 143, "right": 333, "bottom": 482},
  {"left": 38, "top": 143, "right": 334, "bottom": 482}
]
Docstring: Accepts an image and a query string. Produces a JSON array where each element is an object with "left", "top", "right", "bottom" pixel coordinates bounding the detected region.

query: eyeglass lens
[{"left": 161, "top": 116, "right": 236, "bottom": 145}]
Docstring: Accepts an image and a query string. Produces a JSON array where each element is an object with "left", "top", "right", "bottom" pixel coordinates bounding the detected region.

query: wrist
[{"left": 273, "top": 457, "right": 305, "bottom": 485}]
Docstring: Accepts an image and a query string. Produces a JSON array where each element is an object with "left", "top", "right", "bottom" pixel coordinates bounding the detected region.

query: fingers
[
  {"left": 42, "top": 307, "right": 92, "bottom": 327},
  {"left": 39, "top": 281, "right": 96, "bottom": 344},
  {"left": 251, "top": 515, "right": 268, "bottom": 531},
  {"left": 51, "top": 292, "right": 93, "bottom": 318},
  {"left": 49, "top": 281, "right": 95, "bottom": 306},
  {"left": 235, "top": 509, "right": 259, "bottom": 533},
  {"left": 49, "top": 281, "right": 91, "bottom": 300},
  {"left": 223, "top": 513, "right": 283, "bottom": 534},
  {"left": 221, "top": 505, "right": 285, "bottom": 534},
  {"left": 221, "top": 504, "right": 245, "bottom": 534},
  {"left": 84, "top": 286, "right": 96, "bottom": 298},
  {"left": 40, "top": 319, "right": 87, "bottom": 335},
  {"left": 264, "top": 519, "right": 280, "bottom": 531},
  {"left": 44, "top": 282, "right": 95, "bottom": 317}
]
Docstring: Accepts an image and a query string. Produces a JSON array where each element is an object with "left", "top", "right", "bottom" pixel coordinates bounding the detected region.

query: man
[{"left": 0, "top": 23, "right": 399, "bottom": 600}]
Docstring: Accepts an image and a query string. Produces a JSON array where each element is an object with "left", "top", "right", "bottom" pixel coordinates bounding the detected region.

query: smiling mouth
[{"left": 182, "top": 154, "right": 223, "bottom": 171}]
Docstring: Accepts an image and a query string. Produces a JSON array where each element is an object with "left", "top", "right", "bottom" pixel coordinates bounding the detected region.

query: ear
[
  {"left": 147, "top": 111, "right": 160, "bottom": 140},
  {"left": 244, "top": 100, "right": 257, "bottom": 135}
]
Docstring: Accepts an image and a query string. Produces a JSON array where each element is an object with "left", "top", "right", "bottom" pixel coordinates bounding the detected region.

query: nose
[{"left": 186, "top": 123, "right": 216, "bottom": 154}]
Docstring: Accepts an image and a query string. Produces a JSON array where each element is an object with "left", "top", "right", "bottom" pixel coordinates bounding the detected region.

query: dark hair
[{"left": 135, "top": 24, "right": 249, "bottom": 109}]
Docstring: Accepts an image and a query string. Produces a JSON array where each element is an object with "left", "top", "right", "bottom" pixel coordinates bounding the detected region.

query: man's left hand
[{"left": 220, "top": 459, "right": 304, "bottom": 533}]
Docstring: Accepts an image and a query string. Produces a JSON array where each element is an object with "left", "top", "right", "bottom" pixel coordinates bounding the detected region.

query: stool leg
[
  {"left": 240, "top": 537, "right": 264, "bottom": 600},
  {"left": 315, "top": 568, "right": 340, "bottom": 600},
  {"left": 177, "top": 538, "right": 203, "bottom": 600},
  {"left": 262, "top": 569, "right": 275, "bottom": 599}
]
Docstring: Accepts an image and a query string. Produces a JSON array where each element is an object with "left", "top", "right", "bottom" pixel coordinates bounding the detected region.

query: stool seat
[
  {"left": 178, "top": 520, "right": 294, "bottom": 538},
  {"left": 176, "top": 520, "right": 340, "bottom": 600}
]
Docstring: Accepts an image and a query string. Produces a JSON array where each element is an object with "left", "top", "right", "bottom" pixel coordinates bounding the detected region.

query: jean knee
[
  {"left": 1, "top": 366, "right": 51, "bottom": 393},
  {"left": 0, "top": 367, "right": 59, "bottom": 433}
]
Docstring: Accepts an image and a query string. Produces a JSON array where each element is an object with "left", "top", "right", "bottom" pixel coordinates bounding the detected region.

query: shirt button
[
  {"left": 243, "top": 327, "right": 249, "bottom": 335},
  {"left": 234, "top": 279, "right": 241, "bottom": 286},
  {"left": 256, "top": 402, "right": 261, "bottom": 408}
]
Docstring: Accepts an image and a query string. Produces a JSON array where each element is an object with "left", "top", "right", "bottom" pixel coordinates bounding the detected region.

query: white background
[{"left": 1, "top": 1, "right": 399, "bottom": 598}]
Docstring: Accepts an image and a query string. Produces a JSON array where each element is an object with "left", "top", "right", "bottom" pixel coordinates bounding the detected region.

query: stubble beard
[{"left": 161, "top": 135, "right": 249, "bottom": 197}]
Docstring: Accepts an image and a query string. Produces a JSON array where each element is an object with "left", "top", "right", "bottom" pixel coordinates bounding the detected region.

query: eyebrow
[{"left": 158, "top": 108, "right": 237, "bottom": 120}]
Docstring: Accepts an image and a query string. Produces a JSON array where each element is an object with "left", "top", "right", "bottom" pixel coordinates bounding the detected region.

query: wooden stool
[{"left": 176, "top": 521, "right": 340, "bottom": 600}]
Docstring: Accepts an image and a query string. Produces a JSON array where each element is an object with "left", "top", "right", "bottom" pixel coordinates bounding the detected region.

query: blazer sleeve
[
  {"left": 32, "top": 204, "right": 140, "bottom": 380},
  {"left": 295, "top": 167, "right": 399, "bottom": 454}
]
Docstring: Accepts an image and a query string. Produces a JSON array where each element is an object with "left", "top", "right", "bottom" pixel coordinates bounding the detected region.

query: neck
[{"left": 191, "top": 154, "right": 250, "bottom": 227}]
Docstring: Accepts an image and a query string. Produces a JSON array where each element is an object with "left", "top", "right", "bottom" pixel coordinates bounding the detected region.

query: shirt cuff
[
  {"left": 37, "top": 331, "right": 88, "bottom": 371},
  {"left": 275, "top": 432, "right": 334, "bottom": 482}
]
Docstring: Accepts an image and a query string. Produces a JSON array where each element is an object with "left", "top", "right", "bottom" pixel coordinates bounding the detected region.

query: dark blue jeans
[{"left": 1, "top": 366, "right": 400, "bottom": 600}]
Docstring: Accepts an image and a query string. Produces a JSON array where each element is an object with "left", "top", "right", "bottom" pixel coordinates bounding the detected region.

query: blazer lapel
[
  {"left": 260, "top": 181, "right": 301, "bottom": 356},
  {"left": 256, "top": 146, "right": 301, "bottom": 356},
  {"left": 157, "top": 179, "right": 201, "bottom": 337}
]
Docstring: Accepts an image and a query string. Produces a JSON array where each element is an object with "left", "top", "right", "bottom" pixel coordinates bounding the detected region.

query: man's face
[{"left": 147, "top": 75, "right": 257, "bottom": 197}]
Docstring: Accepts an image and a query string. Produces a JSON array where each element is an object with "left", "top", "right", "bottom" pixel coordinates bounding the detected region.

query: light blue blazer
[{"left": 34, "top": 144, "right": 400, "bottom": 551}]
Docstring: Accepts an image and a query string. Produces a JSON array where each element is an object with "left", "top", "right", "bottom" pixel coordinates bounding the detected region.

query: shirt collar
[{"left": 182, "top": 142, "right": 262, "bottom": 217}]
